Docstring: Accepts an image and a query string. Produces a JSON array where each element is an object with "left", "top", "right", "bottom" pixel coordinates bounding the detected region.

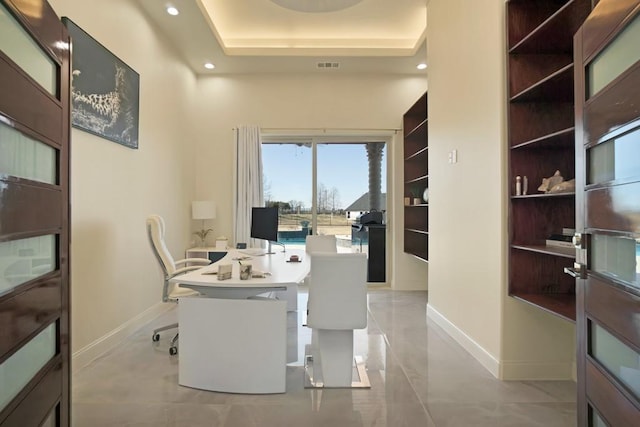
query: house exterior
[{"left": 345, "top": 192, "right": 387, "bottom": 221}]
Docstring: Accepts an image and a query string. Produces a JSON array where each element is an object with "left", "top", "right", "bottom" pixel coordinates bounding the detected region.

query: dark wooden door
[
  {"left": 574, "top": 1, "right": 640, "bottom": 425},
  {"left": 0, "top": 0, "right": 71, "bottom": 426}
]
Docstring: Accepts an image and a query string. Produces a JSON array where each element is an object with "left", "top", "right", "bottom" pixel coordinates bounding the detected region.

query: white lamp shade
[{"left": 192, "top": 201, "right": 216, "bottom": 220}]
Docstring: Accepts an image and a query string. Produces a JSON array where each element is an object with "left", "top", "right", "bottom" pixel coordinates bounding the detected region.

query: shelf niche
[
  {"left": 506, "top": 0, "right": 591, "bottom": 321},
  {"left": 403, "top": 91, "right": 428, "bottom": 262}
]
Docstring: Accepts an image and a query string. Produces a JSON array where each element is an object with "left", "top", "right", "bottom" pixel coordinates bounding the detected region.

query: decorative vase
[
  {"left": 422, "top": 188, "right": 429, "bottom": 203},
  {"left": 413, "top": 197, "right": 422, "bottom": 205}
]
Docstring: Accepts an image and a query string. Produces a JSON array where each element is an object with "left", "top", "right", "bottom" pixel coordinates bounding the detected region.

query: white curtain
[{"left": 233, "top": 125, "right": 264, "bottom": 247}]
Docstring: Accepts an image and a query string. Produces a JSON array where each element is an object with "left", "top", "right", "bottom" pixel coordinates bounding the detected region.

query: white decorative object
[
  {"left": 239, "top": 262, "right": 253, "bottom": 280},
  {"left": 515, "top": 176, "right": 522, "bottom": 196},
  {"left": 422, "top": 188, "right": 429, "bottom": 203},
  {"left": 217, "top": 263, "right": 232, "bottom": 280},
  {"left": 404, "top": 197, "right": 410, "bottom": 206},
  {"left": 538, "top": 170, "right": 564, "bottom": 193},
  {"left": 549, "top": 179, "right": 575, "bottom": 194},
  {"left": 523, "top": 176, "right": 528, "bottom": 195}
]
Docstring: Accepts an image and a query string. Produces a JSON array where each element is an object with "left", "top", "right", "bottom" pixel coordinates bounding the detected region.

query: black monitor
[{"left": 250, "top": 206, "right": 279, "bottom": 243}]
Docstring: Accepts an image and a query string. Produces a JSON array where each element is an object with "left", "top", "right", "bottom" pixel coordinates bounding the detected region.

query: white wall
[
  {"left": 190, "top": 74, "right": 429, "bottom": 290},
  {"left": 427, "top": 0, "right": 575, "bottom": 379},
  {"left": 49, "top": 0, "right": 198, "bottom": 360}
]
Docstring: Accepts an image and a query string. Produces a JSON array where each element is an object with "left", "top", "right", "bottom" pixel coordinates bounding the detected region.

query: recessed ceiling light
[
  {"left": 204, "top": 62, "right": 215, "bottom": 70},
  {"left": 417, "top": 63, "right": 427, "bottom": 70},
  {"left": 166, "top": 6, "right": 179, "bottom": 16}
]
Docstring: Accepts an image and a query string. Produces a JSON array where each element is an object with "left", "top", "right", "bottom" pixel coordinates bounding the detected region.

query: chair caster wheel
[
  {"left": 169, "top": 346, "right": 178, "bottom": 355},
  {"left": 152, "top": 333, "right": 160, "bottom": 342}
]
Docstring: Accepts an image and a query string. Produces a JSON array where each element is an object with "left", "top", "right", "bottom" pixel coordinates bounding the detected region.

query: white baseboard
[
  {"left": 427, "top": 304, "right": 575, "bottom": 380},
  {"left": 72, "top": 302, "right": 172, "bottom": 373},
  {"left": 426, "top": 304, "right": 500, "bottom": 378}
]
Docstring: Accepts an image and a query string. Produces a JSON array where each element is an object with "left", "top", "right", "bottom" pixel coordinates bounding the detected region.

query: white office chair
[
  {"left": 306, "top": 252, "right": 369, "bottom": 388},
  {"left": 146, "top": 215, "right": 210, "bottom": 355},
  {"left": 305, "top": 234, "right": 338, "bottom": 254},
  {"left": 303, "top": 234, "right": 337, "bottom": 287}
]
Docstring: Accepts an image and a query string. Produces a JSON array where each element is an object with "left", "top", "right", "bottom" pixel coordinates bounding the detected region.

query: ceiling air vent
[{"left": 316, "top": 62, "right": 340, "bottom": 69}]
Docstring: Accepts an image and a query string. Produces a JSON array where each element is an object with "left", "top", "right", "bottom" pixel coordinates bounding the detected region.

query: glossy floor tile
[{"left": 72, "top": 290, "right": 576, "bottom": 426}]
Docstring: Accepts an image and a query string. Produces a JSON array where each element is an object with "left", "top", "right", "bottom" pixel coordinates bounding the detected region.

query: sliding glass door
[{"left": 262, "top": 139, "right": 387, "bottom": 252}]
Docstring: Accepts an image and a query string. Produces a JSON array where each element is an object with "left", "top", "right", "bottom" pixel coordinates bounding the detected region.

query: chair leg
[
  {"left": 151, "top": 323, "right": 180, "bottom": 356},
  {"left": 152, "top": 322, "right": 178, "bottom": 337},
  {"left": 169, "top": 332, "right": 179, "bottom": 355}
]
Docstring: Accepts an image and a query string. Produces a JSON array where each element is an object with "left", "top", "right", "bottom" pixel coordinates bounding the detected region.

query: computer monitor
[{"left": 250, "top": 206, "right": 279, "bottom": 243}]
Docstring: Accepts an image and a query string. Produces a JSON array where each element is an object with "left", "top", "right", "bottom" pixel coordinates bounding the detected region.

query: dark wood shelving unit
[
  {"left": 506, "top": 0, "right": 591, "bottom": 321},
  {"left": 403, "top": 92, "right": 428, "bottom": 262}
]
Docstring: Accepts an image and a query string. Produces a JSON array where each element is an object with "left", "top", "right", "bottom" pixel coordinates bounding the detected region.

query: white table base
[{"left": 178, "top": 296, "right": 287, "bottom": 394}]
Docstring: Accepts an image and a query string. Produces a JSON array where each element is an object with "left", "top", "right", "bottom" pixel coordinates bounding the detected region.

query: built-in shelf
[
  {"left": 511, "top": 192, "right": 575, "bottom": 199},
  {"left": 405, "top": 146, "right": 428, "bottom": 161},
  {"left": 406, "top": 175, "right": 428, "bottom": 184},
  {"left": 403, "top": 92, "right": 428, "bottom": 262},
  {"left": 510, "top": 63, "right": 574, "bottom": 102},
  {"left": 405, "top": 118, "right": 427, "bottom": 140},
  {"left": 406, "top": 228, "right": 429, "bottom": 235},
  {"left": 511, "top": 292, "right": 576, "bottom": 322},
  {"left": 510, "top": 127, "right": 575, "bottom": 150},
  {"left": 509, "top": 0, "right": 592, "bottom": 54},
  {"left": 512, "top": 244, "right": 576, "bottom": 259},
  {"left": 506, "top": 0, "right": 590, "bottom": 321}
]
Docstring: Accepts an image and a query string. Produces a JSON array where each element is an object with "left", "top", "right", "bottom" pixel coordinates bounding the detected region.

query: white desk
[{"left": 170, "top": 249, "right": 309, "bottom": 394}]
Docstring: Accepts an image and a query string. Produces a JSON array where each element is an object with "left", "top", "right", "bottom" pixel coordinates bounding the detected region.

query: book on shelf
[
  {"left": 546, "top": 233, "right": 574, "bottom": 249},
  {"left": 545, "top": 239, "right": 575, "bottom": 249}
]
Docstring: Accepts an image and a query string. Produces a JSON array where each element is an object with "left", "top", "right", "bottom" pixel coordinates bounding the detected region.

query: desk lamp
[{"left": 192, "top": 201, "right": 216, "bottom": 247}]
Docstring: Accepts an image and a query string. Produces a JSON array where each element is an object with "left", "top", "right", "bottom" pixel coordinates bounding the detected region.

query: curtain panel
[{"left": 233, "top": 125, "right": 264, "bottom": 247}]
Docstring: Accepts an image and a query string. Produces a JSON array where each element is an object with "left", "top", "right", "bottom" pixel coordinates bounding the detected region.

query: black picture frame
[{"left": 62, "top": 17, "right": 139, "bottom": 149}]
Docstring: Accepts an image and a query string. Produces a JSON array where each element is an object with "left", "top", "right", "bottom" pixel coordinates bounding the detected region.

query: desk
[{"left": 170, "top": 249, "right": 308, "bottom": 394}]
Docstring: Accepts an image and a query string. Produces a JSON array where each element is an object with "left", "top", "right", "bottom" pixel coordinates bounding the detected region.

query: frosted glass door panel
[
  {"left": 588, "top": 11, "right": 640, "bottom": 97},
  {"left": 0, "top": 121, "right": 56, "bottom": 184},
  {"left": 0, "top": 323, "right": 56, "bottom": 412},
  {"left": 0, "top": 236, "right": 55, "bottom": 295},
  {"left": 588, "top": 127, "right": 640, "bottom": 185},
  {"left": 0, "top": 3, "right": 57, "bottom": 95},
  {"left": 590, "top": 408, "right": 608, "bottom": 427},
  {"left": 591, "top": 234, "right": 640, "bottom": 288},
  {"left": 591, "top": 323, "right": 640, "bottom": 399}
]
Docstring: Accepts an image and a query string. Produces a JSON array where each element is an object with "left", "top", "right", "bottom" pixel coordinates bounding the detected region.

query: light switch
[{"left": 448, "top": 149, "right": 458, "bottom": 164}]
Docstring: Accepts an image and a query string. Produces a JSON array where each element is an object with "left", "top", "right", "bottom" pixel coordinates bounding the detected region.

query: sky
[{"left": 262, "top": 143, "right": 387, "bottom": 210}]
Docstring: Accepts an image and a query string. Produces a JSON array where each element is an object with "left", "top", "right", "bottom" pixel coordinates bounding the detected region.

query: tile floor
[{"left": 72, "top": 290, "right": 576, "bottom": 426}]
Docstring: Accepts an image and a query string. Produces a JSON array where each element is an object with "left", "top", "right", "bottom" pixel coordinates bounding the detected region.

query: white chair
[
  {"left": 306, "top": 252, "right": 369, "bottom": 387},
  {"left": 305, "top": 234, "right": 337, "bottom": 254},
  {"left": 146, "top": 215, "right": 210, "bottom": 355},
  {"left": 303, "top": 234, "right": 337, "bottom": 288}
]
